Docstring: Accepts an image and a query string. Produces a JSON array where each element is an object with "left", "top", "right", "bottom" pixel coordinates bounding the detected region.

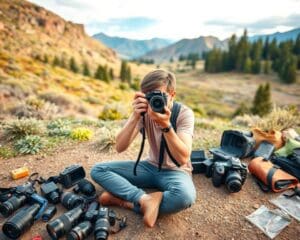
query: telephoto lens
[
  {"left": 46, "top": 205, "right": 84, "bottom": 239},
  {"left": 94, "top": 207, "right": 111, "bottom": 240},
  {"left": 67, "top": 221, "right": 93, "bottom": 240},
  {"left": 2, "top": 203, "right": 40, "bottom": 239},
  {"left": 61, "top": 192, "right": 85, "bottom": 210},
  {"left": 0, "top": 195, "right": 27, "bottom": 217}
]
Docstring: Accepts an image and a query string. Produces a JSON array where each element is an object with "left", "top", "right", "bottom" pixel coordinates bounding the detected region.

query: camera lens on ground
[
  {"left": 67, "top": 221, "right": 93, "bottom": 240},
  {"left": 61, "top": 192, "right": 84, "bottom": 210},
  {"left": 2, "top": 203, "right": 40, "bottom": 239},
  {"left": 225, "top": 170, "right": 242, "bottom": 193},
  {"left": 46, "top": 206, "right": 84, "bottom": 239},
  {"left": 0, "top": 195, "right": 27, "bottom": 217},
  {"left": 76, "top": 179, "right": 96, "bottom": 196}
]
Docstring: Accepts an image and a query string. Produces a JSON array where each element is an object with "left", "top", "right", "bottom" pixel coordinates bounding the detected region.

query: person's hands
[
  {"left": 132, "top": 92, "right": 148, "bottom": 120},
  {"left": 147, "top": 106, "right": 171, "bottom": 129}
]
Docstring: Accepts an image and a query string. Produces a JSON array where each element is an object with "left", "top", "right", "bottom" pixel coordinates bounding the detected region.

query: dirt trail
[{"left": 0, "top": 141, "right": 299, "bottom": 240}]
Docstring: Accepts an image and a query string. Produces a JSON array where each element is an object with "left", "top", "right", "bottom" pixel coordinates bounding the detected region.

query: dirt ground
[{"left": 0, "top": 141, "right": 299, "bottom": 240}]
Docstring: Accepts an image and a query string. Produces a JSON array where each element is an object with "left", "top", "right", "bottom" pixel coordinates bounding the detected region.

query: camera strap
[
  {"left": 158, "top": 102, "right": 181, "bottom": 171},
  {"left": 133, "top": 102, "right": 182, "bottom": 175}
]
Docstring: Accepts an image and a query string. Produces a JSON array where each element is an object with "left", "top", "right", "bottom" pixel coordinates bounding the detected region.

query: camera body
[
  {"left": 94, "top": 207, "right": 117, "bottom": 240},
  {"left": 211, "top": 154, "right": 247, "bottom": 193},
  {"left": 40, "top": 182, "right": 61, "bottom": 204},
  {"left": 145, "top": 90, "right": 167, "bottom": 113},
  {"left": 59, "top": 165, "right": 86, "bottom": 189}
]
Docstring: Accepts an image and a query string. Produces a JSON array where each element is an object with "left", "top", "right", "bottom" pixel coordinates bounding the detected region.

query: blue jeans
[{"left": 90, "top": 160, "right": 196, "bottom": 214}]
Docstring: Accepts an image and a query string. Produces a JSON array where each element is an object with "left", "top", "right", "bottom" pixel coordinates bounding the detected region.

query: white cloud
[{"left": 28, "top": 0, "right": 300, "bottom": 40}]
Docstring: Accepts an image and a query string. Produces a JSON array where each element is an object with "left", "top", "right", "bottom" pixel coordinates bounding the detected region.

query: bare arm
[{"left": 115, "top": 92, "right": 148, "bottom": 153}]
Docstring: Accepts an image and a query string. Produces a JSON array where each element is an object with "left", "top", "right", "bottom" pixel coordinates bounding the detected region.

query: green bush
[
  {"left": 47, "top": 119, "right": 71, "bottom": 137},
  {"left": 3, "top": 119, "right": 44, "bottom": 141},
  {"left": 70, "top": 127, "right": 93, "bottom": 141},
  {"left": 98, "top": 103, "right": 128, "bottom": 120},
  {"left": 14, "top": 135, "right": 44, "bottom": 154},
  {"left": 0, "top": 146, "right": 17, "bottom": 159}
]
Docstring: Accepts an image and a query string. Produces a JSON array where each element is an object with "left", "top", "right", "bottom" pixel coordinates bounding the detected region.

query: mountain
[
  {"left": 141, "top": 36, "right": 227, "bottom": 63},
  {"left": 93, "top": 32, "right": 173, "bottom": 59},
  {"left": 0, "top": 0, "right": 120, "bottom": 71},
  {"left": 249, "top": 27, "right": 300, "bottom": 43}
]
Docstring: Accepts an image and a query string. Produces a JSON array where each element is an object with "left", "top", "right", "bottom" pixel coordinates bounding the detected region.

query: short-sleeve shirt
[{"left": 138, "top": 103, "right": 194, "bottom": 174}]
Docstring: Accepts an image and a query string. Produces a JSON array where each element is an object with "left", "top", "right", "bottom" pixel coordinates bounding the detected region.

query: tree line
[{"left": 204, "top": 30, "right": 300, "bottom": 83}]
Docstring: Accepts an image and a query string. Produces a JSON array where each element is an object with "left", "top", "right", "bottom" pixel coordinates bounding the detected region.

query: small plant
[
  {"left": 98, "top": 103, "right": 128, "bottom": 120},
  {"left": 47, "top": 119, "right": 71, "bottom": 137},
  {"left": 70, "top": 127, "right": 93, "bottom": 141},
  {"left": 14, "top": 135, "right": 44, "bottom": 155},
  {"left": 97, "top": 127, "right": 120, "bottom": 152},
  {"left": 3, "top": 119, "right": 44, "bottom": 141},
  {"left": 0, "top": 146, "right": 17, "bottom": 159}
]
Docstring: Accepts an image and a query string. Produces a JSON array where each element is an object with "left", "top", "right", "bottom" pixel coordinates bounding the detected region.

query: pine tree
[
  {"left": 243, "top": 57, "right": 252, "bottom": 73},
  {"left": 279, "top": 55, "right": 297, "bottom": 84},
  {"left": 82, "top": 61, "right": 90, "bottom": 76},
  {"left": 43, "top": 54, "right": 49, "bottom": 64},
  {"left": 120, "top": 61, "right": 127, "bottom": 82},
  {"left": 52, "top": 56, "right": 60, "bottom": 67},
  {"left": 126, "top": 65, "right": 132, "bottom": 84},
  {"left": 263, "top": 59, "right": 271, "bottom": 74},
  {"left": 251, "top": 83, "right": 272, "bottom": 116},
  {"left": 109, "top": 68, "right": 114, "bottom": 80},
  {"left": 70, "top": 57, "right": 79, "bottom": 73},
  {"left": 94, "top": 65, "right": 104, "bottom": 80},
  {"left": 262, "top": 37, "right": 270, "bottom": 60}
]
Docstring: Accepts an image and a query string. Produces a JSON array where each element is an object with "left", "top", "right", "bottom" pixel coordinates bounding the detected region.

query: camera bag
[
  {"left": 209, "top": 130, "right": 255, "bottom": 159},
  {"left": 252, "top": 128, "right": 284, "bottom": 150},
  {"left": 271, "top": 148, "right": 300, "bottom": 180},
  {"left": 248, "top": 157, "right": 298, "bottom": 192}
]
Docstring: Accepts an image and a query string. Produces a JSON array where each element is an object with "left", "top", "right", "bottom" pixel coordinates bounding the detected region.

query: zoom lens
[
  {"left": 150, "top": 96, "right": 165, "bottom": 113},
  {"left": 225, "top": 170, "right": 242, "bottom": 193},
  {"left": 61, "top": 192, "right": 84, "bottom": 210},
  {"left": 46, "top": 206, "right": 83, "bottom": 239},
  {"left": 2, "top": 203, "right": 40, "bottom": 239},
  {"left": 0, "top": 195, "right": 27, "bottom": 217},
  {"left": 77, "top": 179, "right": 96, "bottom": 196},
  {"left": 67, "top": 221, "right": 93, "bottom": 240}
]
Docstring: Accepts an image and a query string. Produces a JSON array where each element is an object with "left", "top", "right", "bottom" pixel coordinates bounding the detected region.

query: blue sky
[{"left": 29, "top": 0, "right": 300, "bottom": 40}]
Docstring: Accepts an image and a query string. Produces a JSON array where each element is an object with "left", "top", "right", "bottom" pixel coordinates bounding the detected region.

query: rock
[{"left": 253, "top": 204, "right": 260, "bottom": 209}]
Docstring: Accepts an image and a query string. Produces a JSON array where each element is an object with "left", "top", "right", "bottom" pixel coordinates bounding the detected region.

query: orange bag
[
  {"left": 252, "top": 128, "right": 284, "bottom": 150},
  {"left": 248, "top": 157, "right": 298, "bottom": 192}
]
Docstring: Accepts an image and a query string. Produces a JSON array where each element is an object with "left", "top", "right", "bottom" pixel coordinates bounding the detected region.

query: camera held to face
[{"left": 145, "top": 90, "right": 167, "bottom": 114}]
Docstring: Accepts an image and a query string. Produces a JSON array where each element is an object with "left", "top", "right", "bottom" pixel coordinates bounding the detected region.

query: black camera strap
[
  {"left": 133, "top": 102, "right": 181, "bottom": 175},
  {"left": 158, "top": 102, "right": 181, "bottom": 171}
]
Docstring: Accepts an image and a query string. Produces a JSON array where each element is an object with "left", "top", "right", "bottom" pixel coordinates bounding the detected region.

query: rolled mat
[{"left": 248, "top": 157, "right": 298, "bottom": 192}]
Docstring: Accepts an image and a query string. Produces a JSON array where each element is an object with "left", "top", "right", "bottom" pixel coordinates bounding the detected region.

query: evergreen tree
[
  {"left": 82, "top": 61, "right": 90, "bottom": 76},
  {"left": 243, "top": 57, "right": 252, "bottom": 73},
  {"left": 109, "top": 68, "right": 114, "bottom": 80},
  {"left": 263, "top": 59, "right": 271, "bottom": 74},
  {"left": 43, "top": 54, "right": 49, "bottom": 64},
  {"left": 126, "top": 65, "right": 132, "bottom": 84},
  {"left": 251, "top": 83, "right": 272, "bottom": 116},
  {"left": 228, "top": 34, "right": 237, "bottom": 70},
  {"left": 279, "top": 55, "right": 297, "bottom": 84},
  {"left": 52, "top": 56, "right": 60, "bottom": 67},
  {"left": 69, "top": 57, "right": 79, "bottom": 73},
  {"left": 120, "top": 61, "right": 127, "bottom": 82},
  {"left": 262, "top": 37, "right": 270, "bottom": 60}
]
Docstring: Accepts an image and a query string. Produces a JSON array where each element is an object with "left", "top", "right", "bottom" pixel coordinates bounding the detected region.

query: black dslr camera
[
  {"left": 145, "top": 90, "right": 167, "bottom": 113},
  {"left": 211, "top": 154, "right": 247, "bottom": 193}
]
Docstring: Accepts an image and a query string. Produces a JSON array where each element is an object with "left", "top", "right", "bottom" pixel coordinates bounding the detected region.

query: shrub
[
  {"left": 231, "top": 114, "right": 262, "bottom": 128},
  {"left": 14, "top": 135, "right": 44, "bottom": 155},
  {"left": 3, "top": 119, "right": 44, "bottom": 141},
  {"left": 39, "top": 92, "right": 72, "bottom": 107},
  {"left": 97, "top": 127, "right": 120, "bottom": 152},
  {"left": 255, "top": 105, "right": 300, "bottom": 131},
  {"left": 70, "top": 127, "right": 93, "bottom": 141},
  {"left": 47, "top": 119, "right": 71, "bottom": 137},
  {"left": 0, "top": 146, "right": 17, "bottom": 159},
  {"left": 98, "top": 103, "right": 128, "bottom": 120}
]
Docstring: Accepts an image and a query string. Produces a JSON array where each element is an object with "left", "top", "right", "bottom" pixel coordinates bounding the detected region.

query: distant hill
[
  {"left": 249, "top": 27, "right": 300, "bottom": 42},
  {"left": 141, "top": 36, "right": 227, "bottom": 63},
  {"left": 0, "top": 0, "right": 120, "bottom": 71},
  {"left": 93, "top": 32, "right": 173, "bottom": 59}
]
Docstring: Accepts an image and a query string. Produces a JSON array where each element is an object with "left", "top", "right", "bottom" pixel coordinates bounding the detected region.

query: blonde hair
[{"left": 140, "top": 69, "right": 176, "bottom": 93}]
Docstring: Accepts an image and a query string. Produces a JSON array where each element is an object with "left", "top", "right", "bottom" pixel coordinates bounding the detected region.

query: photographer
[{"left": 91, "top": 69, "right": 196, "bottom": 228}]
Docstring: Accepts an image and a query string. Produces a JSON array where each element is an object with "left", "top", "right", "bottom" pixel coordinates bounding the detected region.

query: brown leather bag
[
  {"left": 248, "top": 157, "right": 299, "bottom": 192},
  {"left": 252, "top": 128, "right": 284, "bottom": 150}
]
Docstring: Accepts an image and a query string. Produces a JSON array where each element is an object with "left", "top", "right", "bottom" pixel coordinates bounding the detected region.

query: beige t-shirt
[{"left": 138, "top": 103, "right": 194, "bottom": 174}]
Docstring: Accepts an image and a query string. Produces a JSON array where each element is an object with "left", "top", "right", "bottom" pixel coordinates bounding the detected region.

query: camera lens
[
  {"left": 2, "top": 204, "right": 40, "bottom": 239},
  {"left": 0, "top": 195, "right": 27, "bottom": 217},
  {"left": 150, "top": 96, "right": 165, "bottom": 113},
  {"left": 77, "top": 179, "right": 96, "bottom": 196},
  {"left": 46, "top": 206, "right": 84, "bottom": 239},
  {"left": 61, "top": 192, "right": 84, "bottom": 210},
  {"left": 94, "top": 218, "right": 110, "bottom": 240},
  {"left": 225, "top": 170, "right": 242, "bottom": 193},
  {"left": 49, "top": 191, "right": 60, "bottom": 204},
  {"left": 67, "top": 221, "right": 93, "bottom": 240}
]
